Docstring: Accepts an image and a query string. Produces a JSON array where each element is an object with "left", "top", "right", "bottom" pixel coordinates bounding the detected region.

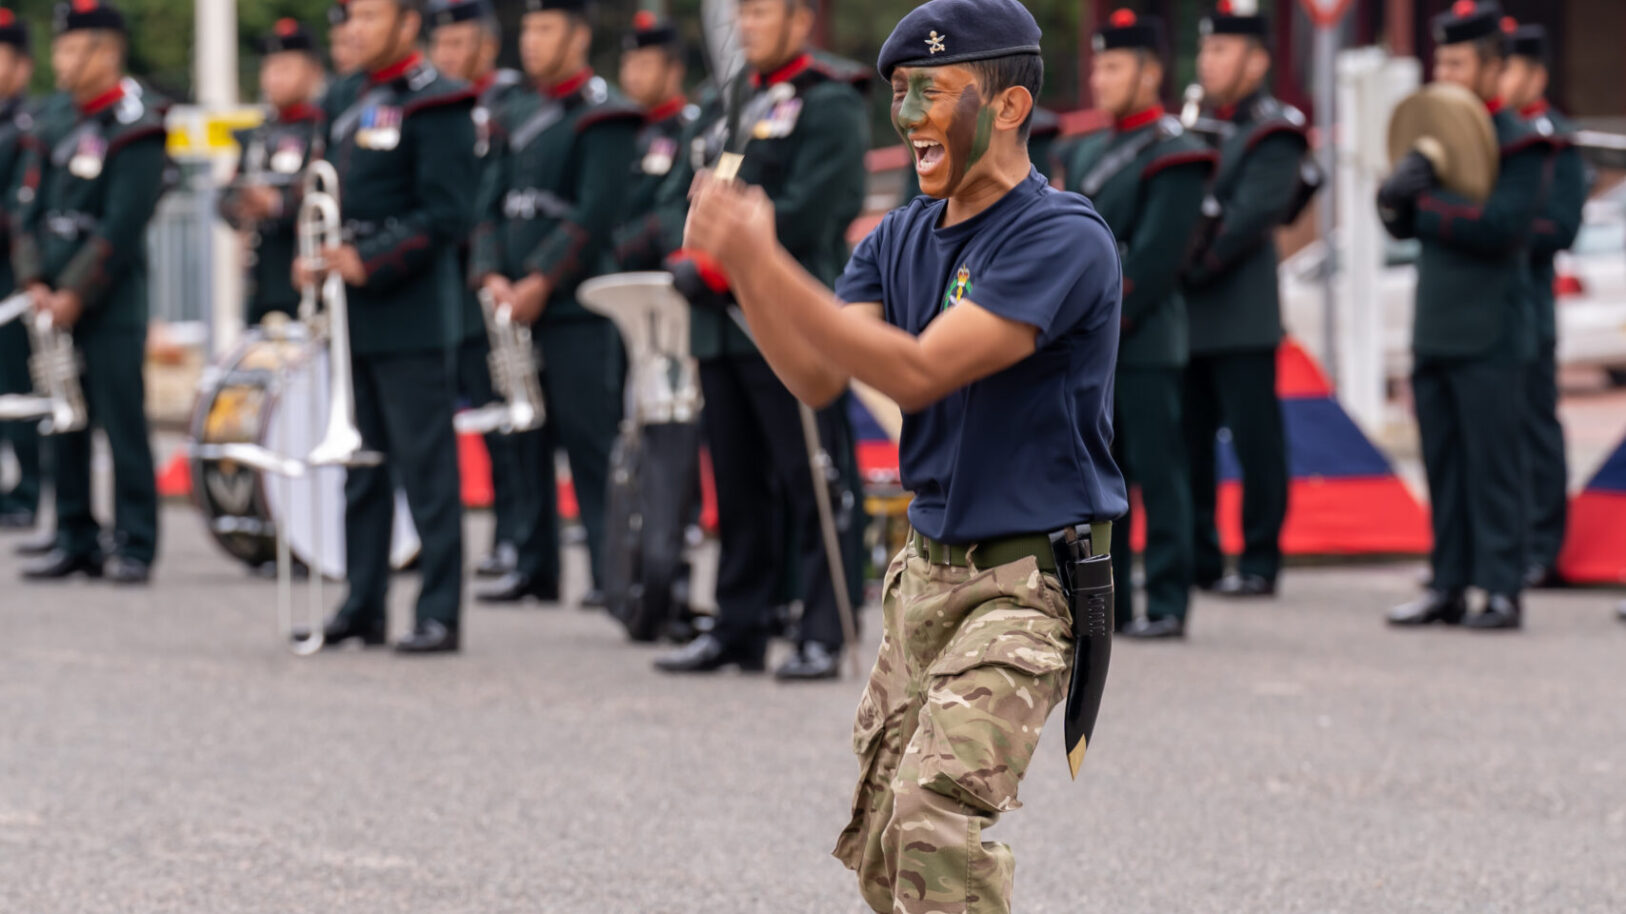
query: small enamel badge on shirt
[
  {"left": 69, "top": 132, "right": 107, "bottom": 180},
  {"left": 941, "top": 264, "right": 973, "bottom": 312},
  {"left": 357, "top": 105, "right": 402, "bottom": 150}
]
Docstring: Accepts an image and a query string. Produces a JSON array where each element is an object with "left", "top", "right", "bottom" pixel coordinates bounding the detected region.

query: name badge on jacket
[
  {"left": 357, "top": 105, "right": 402, "bottom": 150},
  {"left": 69, "top": 132, "right": 106, "bottom": 179}
]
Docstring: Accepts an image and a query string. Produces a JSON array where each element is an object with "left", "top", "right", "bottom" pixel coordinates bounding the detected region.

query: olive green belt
[{"left": 909, "top": 523, "right": 1112, "bottom": 573}]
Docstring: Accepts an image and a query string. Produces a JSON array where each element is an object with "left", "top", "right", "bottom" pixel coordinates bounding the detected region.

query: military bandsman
[
  {"left": 0, "top": 7, "right": 38, "bottom": 530},
  {"left": 1380, "top": 0, "right": 1556, "bottom": 631},
  {"left": 1065, "top": 9, "right": 1215, "bottom": 639},
  {"left": 1498, "top": 21, "right": 1589, "bottom": 591},
  {"left": 219, "top": 19, "right": 325, "bottom": 326},
  {"left": 301, "top": 0, "right": 475, "bottom": 653},
  {"left": 14, "top": 0, "right": 166, "bottom": 584},
  {"left": 609, "top": 11, "right": 692, "bottom": 273},
  {"left": 653, "top": 0, "right": 870, "bottom": 681},
  {"left": 1181, "top": 3, "right": 1308, "bottom": 600},
  {"left": 471, "top": 0, "right": 643, "bottom": 608},
  {"left": 426, "top": 0, "right": 532, "bottom": 583}
]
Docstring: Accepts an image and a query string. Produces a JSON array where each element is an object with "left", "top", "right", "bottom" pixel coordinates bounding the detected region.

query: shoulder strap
[
  {"left": 331, "top": 84, "right": 394, "bottom": 147},
  {"left": 1079, "top": 128, "right": 1161, "bottom": 198},
  {"left": 508, "top": 96, "right": 566, "bottom": 152}
]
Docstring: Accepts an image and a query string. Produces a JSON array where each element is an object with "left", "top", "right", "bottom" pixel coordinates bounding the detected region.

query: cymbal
[{"left": 1387, "top": 82, "right": 1499, "bottom": 204}]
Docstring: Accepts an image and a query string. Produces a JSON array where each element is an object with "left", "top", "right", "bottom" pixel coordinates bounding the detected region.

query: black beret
[
  {"left": 1093, "top": 9, "right": 1164, "bottom": 54},
  {"left": 623, "top": 10, "right": 678, "bottom": 52},
  {"left": 53, "top": 0, "right": 126, "bottom": 35},
  {"left": 427, "top": 0, "right": 489, "bottom": 30},
  {"left": 877, "top": 0, "right": 1041, "bottom": 81},
  {"left": 1506, "top": 23, "right": 1546, "bottom": 61},
  {"left": 525, "top": 0, "right": 588, "bottom": 14},
  {"left": 1199, "top": 2, "right": 1268, "bottom": 40},
  {"left": 0, "top": 8, "right": 29, "bottom": 52},
  {"left": 1432, "top": 0, "right": 1502, "bottom": 46},
  {"left": 260, "top": 18, "right": 317, "bottom": 55}
]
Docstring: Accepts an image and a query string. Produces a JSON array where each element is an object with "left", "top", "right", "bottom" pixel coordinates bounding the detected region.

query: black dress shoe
[
  {"left": 1122, "top": 616, "right": 1187, "bottom": 640},
  {"left": 1464, "top": 594, "right": 1522, "bottom": 631},
  {"left": 654, "top": 633, "right": 766, "bottom": 674},
  {"left": 475, "top": 572, "right": 560, "bottom": 604},
  {"left": 318, "top": 614, "right": 387, "bottom": 648},
  {"left": 0, "top": 510, "right": 36, "bottom": 530},
  {"left": 1213, "top": 573, "right": 1276, "bottom": 598},
  {"left": 394, "top": 619, "right": 460, "bottom": 654},
  {"left": 475, "top": 542, "right": 518, "bottom": 578},
  {"left": 22, "top": 549, "right": 104, "bottom": 580},
  {"left": 578, "top": 588, "right": 606, "bottom": 610},
  {"left": 14, "top": 532, "right": 57, "bottom": 556},
  {"left": 1523, "top": 564, "right": 1565, "bottom": 590},
  {"left": 1616, "top": 601, "right": 1626, "bottom": 624},
  {"left": 1387, "top": 589, "right": 1467, "bottom": 627},
  {"left": 775, "top": 642, "right": 841, "bottom": 681},
  {"left": 106, "top": 556, "right": 151, "bottom": 585}
]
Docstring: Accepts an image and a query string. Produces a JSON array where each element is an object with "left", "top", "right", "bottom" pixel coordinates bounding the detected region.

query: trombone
[{"left": 0, "top": 292, "right": 89, "bottom": 436}]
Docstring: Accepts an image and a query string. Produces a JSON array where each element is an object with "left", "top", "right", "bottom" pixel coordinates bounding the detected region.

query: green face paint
[
  {"left": 967, "top": 103, "right": 994, "bottom": 169},
  {"left": 891, "top": 70, "right": 933, "bottom": 138}
]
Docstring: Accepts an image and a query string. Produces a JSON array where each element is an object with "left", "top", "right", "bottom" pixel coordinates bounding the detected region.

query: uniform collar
[
  {"left": 78, "top": 82, "right": 125, "bottom": 117},
  {"left": 277, "top": 101, "right": 321, "bottom": 123},
  {"left": 1519, "top": 98, "right": 1549, "bottom": 118},
  {"left": 646, "top": 95, "right": 686, "bottom": 123},
  {"left": 1485, "top": 96, "right": 1504, "bottom": 115},
  {"left": 369, "top": 51, "right": 423, "bottom": 86},
  {"left": 543, "top": 68, "right": 592, "bottom": 100},
  {"left": 1114, "top": 105, "right": 1164, "bottom": 133},
  {"left": 1214, "top": 89, "right": 1263, "bottom": 123},
  {"left": 471, "top": 70, "right": 497, "bottom": 95},
  {"left": 751, "top": 52, "right": 811, "bottom": 89}
]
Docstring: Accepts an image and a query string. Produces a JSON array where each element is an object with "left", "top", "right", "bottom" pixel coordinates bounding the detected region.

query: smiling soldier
[{"left": 682, "top": 0, "right": 1125, "bottom": 909}]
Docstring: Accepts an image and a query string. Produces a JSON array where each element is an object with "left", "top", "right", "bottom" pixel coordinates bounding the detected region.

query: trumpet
[
  {"left": 455, "top": 288, "right": 546, "bottom": 435},
  {"left": 0, "top": 293, "right": 88, "bottom": 436}
]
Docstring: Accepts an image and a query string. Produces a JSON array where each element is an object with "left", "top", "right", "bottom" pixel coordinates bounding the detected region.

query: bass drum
[{"left": 190, "top": 326, "right": 420, "bottom": 578}]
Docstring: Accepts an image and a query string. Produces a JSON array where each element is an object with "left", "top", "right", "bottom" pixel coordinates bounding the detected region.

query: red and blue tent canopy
[{"left": 1557, "top": 434, "right": 1626, "bottom": 584}]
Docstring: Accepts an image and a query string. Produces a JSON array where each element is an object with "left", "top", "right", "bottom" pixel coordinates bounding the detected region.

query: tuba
[
  {"left": 1386, "top": 82, "right": 1499, "bottom": 203},
  {"left": 0, "top": 293, "right": 89, "bottom": 435}
]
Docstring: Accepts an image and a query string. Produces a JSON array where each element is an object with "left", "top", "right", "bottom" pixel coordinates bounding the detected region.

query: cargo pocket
[
  {"left": 917, "top": 607, "right": 1070, "bottom": 815},
  {"left": 834, "top": 690, "right": 890, "bottom": 871}
]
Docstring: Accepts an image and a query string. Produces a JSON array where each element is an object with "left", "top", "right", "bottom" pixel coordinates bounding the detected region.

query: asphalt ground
[{"left": 1, "top": 497, "right": 1624, "bottom": 914}]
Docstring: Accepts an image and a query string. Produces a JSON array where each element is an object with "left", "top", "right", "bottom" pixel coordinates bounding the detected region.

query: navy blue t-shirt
[{"left": 835, "top": 168, "right": 1127, "bottom": 543}]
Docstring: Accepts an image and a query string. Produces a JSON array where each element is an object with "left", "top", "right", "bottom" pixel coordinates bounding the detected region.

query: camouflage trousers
[{"left": 833, "top": 537, "right": 1073, "bottom": 914}]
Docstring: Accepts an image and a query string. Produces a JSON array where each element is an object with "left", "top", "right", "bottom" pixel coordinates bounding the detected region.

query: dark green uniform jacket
[
  {"left": 11, "top": 83, "right": 169, "bottom": 336},
  {"left": 454, "top": 67, "right": 524, "bottom": 344},
  {"left": 0, "top": 95, "right": 34, "bottom": 294},
  {"left": 1379, "top": 102, "right": 1555, "bottom": 361},
  {"left": 655, "top": 53, "right": 869, "bottom": 360},
  {"left": 610, "top": 95, "right": 696, "bottom": 272},
  {"left": 1182, "top": 91, "right": 1309, "bottom": 355},
  {"left": 1522, "top": 103, "right": 1589, "bottom": 347},
  {"left": 470, "top": 69, "right": 642, "bottom": 322},
  {"left": 220, "top": 102, "right": 323, "bottom": 324},
  {"left": 320, "top": 55, "right": 476, "bottom": 355},
  {"left": 1064, "top": 109, "right": 1216, "bottom": 367}
]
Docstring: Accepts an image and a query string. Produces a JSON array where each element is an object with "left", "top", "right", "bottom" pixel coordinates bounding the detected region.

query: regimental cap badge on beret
[
  {"left": 54, "top": 0, "right": 126, "bottom": 35},
  {"left": 876, "top": 0, "right": 1040, "bottom": 80},
  {"left": 1094, "top": 8, "right": 1165, "bottom": 54},
  {"left": 1432, "top": 0, "right": 1502, "bottom": 46}
]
